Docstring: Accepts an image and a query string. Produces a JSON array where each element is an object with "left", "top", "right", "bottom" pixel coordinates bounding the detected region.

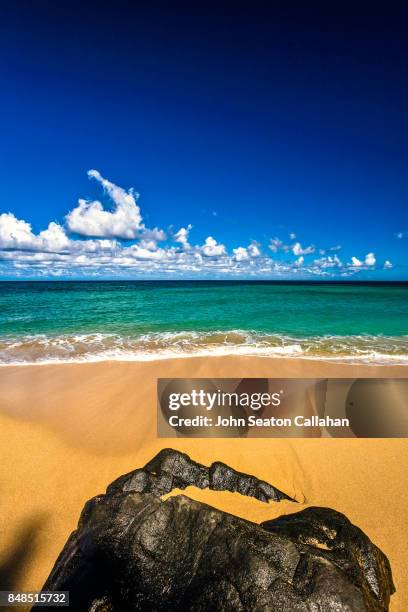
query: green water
[{"left": 0, "top": 281, "right": 407, "bottom": 363}]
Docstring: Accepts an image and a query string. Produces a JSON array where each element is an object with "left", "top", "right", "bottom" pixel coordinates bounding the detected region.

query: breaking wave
[{"left": 0, "top": 330, "right": 407, "bottom": 365}]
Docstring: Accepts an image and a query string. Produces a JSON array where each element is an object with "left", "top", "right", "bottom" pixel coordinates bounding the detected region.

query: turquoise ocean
[{"left": 0, "top": 281, "right": 407, "bottom": 364}]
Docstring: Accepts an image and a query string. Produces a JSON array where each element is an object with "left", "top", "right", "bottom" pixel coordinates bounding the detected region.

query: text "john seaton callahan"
[{"left": 215, "top": 415, "right": 350, "bottom": 427}]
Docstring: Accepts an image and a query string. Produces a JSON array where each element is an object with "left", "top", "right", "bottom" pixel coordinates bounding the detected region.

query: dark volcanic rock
[
  {"left": 106, "top": 448, "right": 294, "bottom": 502},
  {"left": 36, "top": 449, "right": 394, "bottom": 611}
]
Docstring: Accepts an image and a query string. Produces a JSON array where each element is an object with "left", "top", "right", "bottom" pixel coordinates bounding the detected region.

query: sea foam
[{"left": 0, "top": 330, "right": 407, "bottom": 365}]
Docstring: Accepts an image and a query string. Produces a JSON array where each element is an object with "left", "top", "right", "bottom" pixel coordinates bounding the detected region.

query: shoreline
[
  {"left": 0, "top": 352, "right": 408, "bottom": 368},
  {"left": 1, "top": 328, "right": 407, "bottom": 368},
  {"left": 0, "top": 353, "right": 407, "bottom": 373}
]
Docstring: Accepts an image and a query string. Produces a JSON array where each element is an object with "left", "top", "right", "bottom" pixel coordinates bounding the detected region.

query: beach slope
[{"left": 0, "top": 357, "right": 407, "bottom": 610}]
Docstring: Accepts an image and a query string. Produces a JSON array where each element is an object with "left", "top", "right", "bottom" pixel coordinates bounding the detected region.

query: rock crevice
[{"left": 107, "top": 448, "right": 295, "bottom": 502}]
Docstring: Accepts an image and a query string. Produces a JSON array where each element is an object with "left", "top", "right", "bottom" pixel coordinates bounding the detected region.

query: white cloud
[
  {"left": 289, "top": 232, "right": 296, "bottom": 240},
  {"left": 125, "top": 244, "right": 168, "bottom": 260},
  {"left": 201, "top": 236, "right": 226, "bottom": 257},
  {"left": 65, "top": 170, "right": 143, "bottom": 239},
  {"left": 384, "top": 260, "right": 393, "bottom": 269},
  {"left": 348, "top": 252, "right": 376, "bottom": 268},
  {"left": 319, "top": 245, "right": 341, "bottom": 256},
  {"left": 37, "top": 222, "right": 71, "bottom": 251},
  {"left": 269, "top": 237, "right": 291, "bottom": 253},
  {"left": 138, "top": 239, "right": 159, "bottom": 251},
  {"left": 365, "top": 252, "right": 376, "bottom": 266},
  {"left": 313, "top": 255, "right": 342, "bottom": 269},
  {"left": 248, "top": 242, "right": 261, "bottom": 257},
  {"left": 292, "top": 242, "right": 315, "bottom": 256},
  {"left": 0, "top": 213, "right": 72, "bottom": 252},
  {"left": 141, "top": 227, "right": 167, "bottom": 242},
  {"left": 233, "top": 242, "right": 261, "bottom": 261},
  {"left": 0, "top": 213, "right": 38, "bottom": 250},
  {"left": 0, "top": 172, "right": 394, "bottom": 279},
  {"left": 269, "top": 238, "right": 283, "bottom": 252},
  {"left": 0, "top": 241, "right": 389, "bottom": 279},
  {"left": 233, "top": 246, "right": 249, "bottom": 261},
  {"left": 174, "top": 224, "right": 192, "bottom": 249}
]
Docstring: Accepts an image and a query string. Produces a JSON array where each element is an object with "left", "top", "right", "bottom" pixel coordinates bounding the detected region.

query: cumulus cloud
[
  {"left": 248, "top": 242, "right": 261, "bottom": 257},
  {"left": 348, "top": 252, "right": 376, "bottom": 268},
  {"left": 313, "top": 255, "right": 342, "bottom": 269},
  {"left": 66, "top": 170, "right": 144, "bottom": 239},
  {"left": 269, "top": 237, "right": 291, "bottom": 253},
  {"left": 292, "top": 242, "right": 315, "bottom": 256},
  {"left": 137, "top": 238, "right": 159, "bottom": 251},
  {"left": 174, "top": 224, "right": 192, "bottom": 249},
  {"left": 0, "top": 170, "right": 394, "bottom": 279},
  {"left": 0, "top": 213, "right": 71, "bottom": 252},
  {"left": 321, "top": 245, "right": 342, "bottom": 254},
  {"left": 232, "top": 242, "right": 261, "bottom": 261},
  {"left": 0, "top": 242, "right": 389, "bottom": 279},
  {"left": 201, "top": 236, "right": 226, "bottom": 257},
  {"left": 37, "top": 222, "right": 71, "bottom": 251},
  {"left": 124, "top": 244, "right": 168, "bottom": 260},
  {"left": 269, "top": 238, "right": 283, "bottom": 252},
  {"left": 269, "top": 237, "right": 315, "bottom": 257},
  {"left": 233, "top": 246, "right": 249, "bottom": 261},
  {"left": 365, "top": 252, "right": 376, "bottom": 266},
  {"left": 0, "top": 213, "right": 39, "bottom": 250}
]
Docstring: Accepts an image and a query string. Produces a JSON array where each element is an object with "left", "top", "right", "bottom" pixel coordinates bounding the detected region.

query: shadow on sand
[{"left": 0, "top": 514, "right": 48, "bottom": 591}]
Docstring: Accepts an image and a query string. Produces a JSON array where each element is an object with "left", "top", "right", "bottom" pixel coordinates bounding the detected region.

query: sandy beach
[{"left": 0, "top": 356, "right": 407, "bottom": 610}]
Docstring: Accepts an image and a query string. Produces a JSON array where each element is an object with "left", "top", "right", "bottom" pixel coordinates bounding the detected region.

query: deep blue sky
[{"left": 0, "top": 1, "right": 407, "bottom": 278}]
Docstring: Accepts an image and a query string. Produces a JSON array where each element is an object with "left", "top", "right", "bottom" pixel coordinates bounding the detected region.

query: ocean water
[{"left": 0, "top": 281, "right": 407, "bottom": 364}]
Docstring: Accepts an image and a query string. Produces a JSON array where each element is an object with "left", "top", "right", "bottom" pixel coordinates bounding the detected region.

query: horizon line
[{"left": 0, "top": 279, "right": 407, "bottom": 285}]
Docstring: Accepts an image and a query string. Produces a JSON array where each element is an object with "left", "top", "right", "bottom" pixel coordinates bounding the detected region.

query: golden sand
[{"left": 0, "top": 357, "right": 407, "bottom": 610}]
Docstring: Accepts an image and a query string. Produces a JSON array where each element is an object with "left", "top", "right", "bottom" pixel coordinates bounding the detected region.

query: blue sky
[{"left": 0, "top": 1, "right": 407, "bottom": 279}]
